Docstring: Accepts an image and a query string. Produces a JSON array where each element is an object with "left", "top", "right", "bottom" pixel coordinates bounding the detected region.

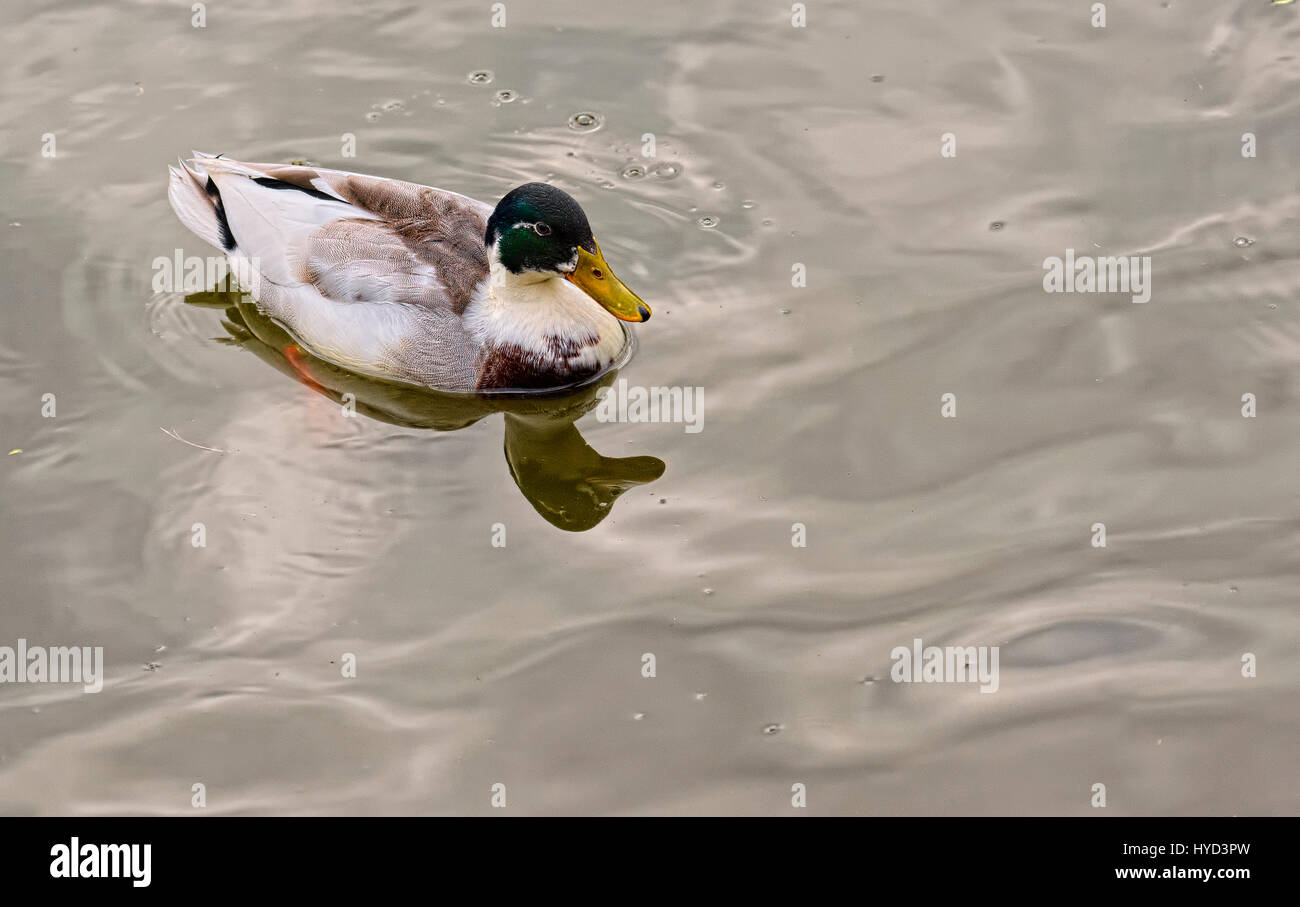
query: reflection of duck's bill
[
  {"left": 565, "top": 241, "right": 651, "bottom": 322},
  {"left": 584, "top": 458, "right": 667, "bottom": 488}
]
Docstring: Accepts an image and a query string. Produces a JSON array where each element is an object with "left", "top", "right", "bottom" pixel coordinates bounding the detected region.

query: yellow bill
[{"left": 565, "top": 240, "right": 651, "bottom": 322}]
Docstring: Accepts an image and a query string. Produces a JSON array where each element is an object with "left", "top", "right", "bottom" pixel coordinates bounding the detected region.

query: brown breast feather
[{"left": 476, "top": 333, "right": 603, "bottom": 392}]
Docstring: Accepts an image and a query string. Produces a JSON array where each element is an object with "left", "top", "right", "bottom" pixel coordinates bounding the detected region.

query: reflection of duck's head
[
  {"left": 503, "top": 413, "right": 665, "bottom": 532},
  {"left": 187, "top": 290, "right": 664, "bottom": 530}
]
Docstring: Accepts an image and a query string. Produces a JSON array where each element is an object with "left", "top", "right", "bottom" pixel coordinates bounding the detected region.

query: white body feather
[{"left": 464, "top": 249, "right": 626, "bottom": 372}]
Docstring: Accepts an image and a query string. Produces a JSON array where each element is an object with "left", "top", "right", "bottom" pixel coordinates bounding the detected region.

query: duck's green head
[{"left": 486, "top": 182, "right": 651, "bottom": 322}]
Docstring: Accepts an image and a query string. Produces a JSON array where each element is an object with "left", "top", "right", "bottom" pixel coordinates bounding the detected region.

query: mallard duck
[{"left": 166, "top": 153, "right": 650, "bottom": 392}]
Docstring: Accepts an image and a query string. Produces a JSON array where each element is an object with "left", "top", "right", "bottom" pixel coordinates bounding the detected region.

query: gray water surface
[{"left": 1, "top": 0, "right": 1298, "bottom": 815}]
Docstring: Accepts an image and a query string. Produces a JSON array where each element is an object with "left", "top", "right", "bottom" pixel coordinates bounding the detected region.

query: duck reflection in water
[{"left": 186, "top": 289, "right": 665, "bottom": 532}]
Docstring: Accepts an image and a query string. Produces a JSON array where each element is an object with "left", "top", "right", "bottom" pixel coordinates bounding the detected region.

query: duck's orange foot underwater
[{"left": 283, "top": 344, "right": 326, "bottom": 394}]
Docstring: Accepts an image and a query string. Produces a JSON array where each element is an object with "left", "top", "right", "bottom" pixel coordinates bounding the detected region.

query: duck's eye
[{"left": 533, "top": 222, "right": 552, "bottom": 236}]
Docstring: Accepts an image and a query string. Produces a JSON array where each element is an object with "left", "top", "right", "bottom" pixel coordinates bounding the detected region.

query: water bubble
[
  {"left": 621, "top": 164, "right": 647, "bottom": 180},
  {"left": 697, "top": 215, "right": 719, "bottom": 229},
  {"left": 568, "top": 111, "right": 603, "bottom": 132},
  {"left": 632, "top": 712, "right": 646, "bottom": 721},
  {"left": 467, "top": 70, "right": 494, "bottom": 85},
  {"left": 382, "top": 100, "right": 404, "bottom": 112},
  {"left": 1233, "top": 236, "right": 1254, "bottom": 247},
  {"left": 989, "top": 220, "right": 1005, "bottom": 231},
  {"left": 703, "top": 587, "right": 715, "bottom": 595},
  {"left": 494, "top": 89, "right": 517, "bottom": 103},
  {"left": 694, "top": 692, "right": 707, "bottom": 700},
  {"left": 652, "top": 161, "right": 681, "bottom": 179},
  {"left": 741, "top": 200, "right": 756, "bottom": 209},
  {"left": 712, "top": 180, "right": 725, "bottom": 189},
  {"left": 762, "top": 723, "right": 784, "bottom": 736}
]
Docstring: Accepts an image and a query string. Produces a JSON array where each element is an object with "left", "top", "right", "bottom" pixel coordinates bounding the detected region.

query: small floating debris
[
  {"left": 762, "top": 723, "right": 784, "bottom": 736},
  {"left": 494, "top": 89, "right": 517, "bottom": 103},
  {"left": 467, "top": 70, "right": 494, "bottom": 85},
  {"left": 160, "top": 427, "right": 226, "bottom": 454},
  {"left": 568, "top": 111, "right": 603, "bottom": 132},
  {"left": 621, "top": 164, "right": 647, "bottom": 180},
  {"left": 697, "top": 215, "right": 719, "bottom": 229},
  {"left": 989, "top": 220, "right": 1005, "bottom": 231},
  {"left": 652, "top": 161, "right": 681, "bottom": 179},
  {"left": 870, "top": 74, "right": 885, "bottom": 83},
  {"left": 7, "top": 449, "right": 20, "bottom": 455},
  {"left": 1233, "top": 236, "right": 1254, "bottom": 247}
]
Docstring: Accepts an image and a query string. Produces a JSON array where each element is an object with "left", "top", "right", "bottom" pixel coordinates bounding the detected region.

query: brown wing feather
[{"left": 220, "top": 160, "right": 492, "bottom": 315}]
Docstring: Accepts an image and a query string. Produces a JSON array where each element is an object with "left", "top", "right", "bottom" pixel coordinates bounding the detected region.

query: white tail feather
[{"left": 166, "top": 162, "right": 227, "bottom": 252}]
